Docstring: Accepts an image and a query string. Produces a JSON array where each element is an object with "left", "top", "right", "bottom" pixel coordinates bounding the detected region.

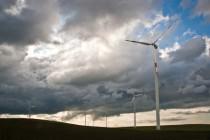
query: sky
[{"left": 0, "top": 0, "right": 210, "bottom": 127}]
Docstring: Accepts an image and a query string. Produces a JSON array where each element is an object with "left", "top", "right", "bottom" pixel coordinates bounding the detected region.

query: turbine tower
[
  {"left": 27, "top": 101, "right": 35, "bottom": 119},
  {"left": 85, "top": 111, "right": 87, "bottom": 126},
  {"left": 131, "top": 92, "right": 143, "bottom": 128},
  {"left": 126, "top": 21, "right": 176, "bottom": 130},
  {"left": 28, "top": 102, "right": 31, "bottom": 119},
  {"left": 105, "top": 114, "right": 108, "bottom": 128}
]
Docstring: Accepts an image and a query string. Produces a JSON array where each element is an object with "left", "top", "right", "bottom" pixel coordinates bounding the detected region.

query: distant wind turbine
[
  {"left": 27, "top": 101, "right": 35, "bottom": 119},
  {"left": 125, "top": 21, "right": 177, "bottom": 130},
  {"left": 131, "top": 92, "right": 143, "bottom": 128},
  {"left": 92, "top": 119, "right": 95, "bottom": 127},
  {"left": 85, "top": 111, "right": 87, "bottom": 126},
  {"left": 105, "top": 113, "right": 108, "bottom": 128}
]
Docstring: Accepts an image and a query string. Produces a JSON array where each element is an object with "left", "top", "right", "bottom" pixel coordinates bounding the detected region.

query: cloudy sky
[{"left": 0, "top": 0, "right": 210, "bottom": 126}]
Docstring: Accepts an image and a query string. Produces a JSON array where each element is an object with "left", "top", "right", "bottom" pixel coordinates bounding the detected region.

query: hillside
[{"left": 0, "top": 118, "right": 210, "bottom": 140}]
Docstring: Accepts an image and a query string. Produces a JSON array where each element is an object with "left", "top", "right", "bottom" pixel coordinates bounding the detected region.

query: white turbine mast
[
  {"left": 28, "top": 101, "right": 31, "bottom": 119},
  {"left": 105, "top": 113, "right": 108, "bottom": 128},
  {"left": 92, "top": 119, "right": 95, "bottom": 127},
  {"left": 131, "top": 92, "right": 143, "bottom": 128},
  {"left": 125, "top": 21, "right": 177, "bottom": 130},
  {"left": 27, "top": 101, "right": 35, "bottom": 119},
  {"left": 85, "top": 111, "right": 87, "bottom": 126}
]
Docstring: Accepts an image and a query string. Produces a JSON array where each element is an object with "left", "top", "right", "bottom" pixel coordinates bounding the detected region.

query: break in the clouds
[{"left": 0, "top": 0, "right": 209, "bottom": 121}]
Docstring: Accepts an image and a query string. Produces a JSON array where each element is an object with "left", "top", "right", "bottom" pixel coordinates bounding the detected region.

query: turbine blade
[
  {"left": 125, "top": 40, "right": 152, "bottom": 46},
  {"left": 154, "top": 19, "right": 178, "bottom": 44},
  {"left": 135, "top": 94, "right": 143, "bottom": 97},
  {"left": 131, "top": 97, "right": 135, "bottom": 103}
]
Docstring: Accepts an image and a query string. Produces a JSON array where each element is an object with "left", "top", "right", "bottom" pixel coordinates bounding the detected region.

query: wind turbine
[
  {"left": 131, "top": 92, "right": 143, "bottom": 128},
  {"left": 92, "top": 119, "right": 95, "bottom": 127},
  {"left": 84, "top": 111, "right": 87, "bottom": 126},
  {"left": 27, "top": 101, "right": 35, "bottom": 119},
  {"left": 105, "top": 113, "right": 108, "bottom": 128},
  {"left": 125, "top": 21, "right": 176, "bottom": 130}
]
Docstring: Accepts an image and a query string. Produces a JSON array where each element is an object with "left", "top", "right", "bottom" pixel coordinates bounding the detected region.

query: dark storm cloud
[
  {"left": 0, "top": 45, "right": 26, "bottom": 91},
  {"left": 195, "top": 63, "right": 210, "bottom": 80},
  {"left": 11, "top": 36, "right": 209, "bottom": 119},
  {"left": 0, "top": 0, "right": 16, "bottom": 11},
  {"left": 87, "top": 38, "right": 210, "bottom": 117},
  {"left": 59, "top": 0, "right": 161, "bottom": 38},
  {"left": 0, "top": 85, "right": 85, "bottom": 114},
  {"left": 0, "top": 0, "right": 58, "bottom": 45}
]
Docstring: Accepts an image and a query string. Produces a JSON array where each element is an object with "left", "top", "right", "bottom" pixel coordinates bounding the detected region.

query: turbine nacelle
[{"left": 152, "top": 43, "right": 158, "bottom": 49}]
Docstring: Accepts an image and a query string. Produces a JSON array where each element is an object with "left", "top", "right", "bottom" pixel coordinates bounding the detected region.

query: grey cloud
[
  {"left": 0, "top": 37, "right": 209, "bottom": 119},
  {"left": 59, "top": 0, "right": 161, "bottom": 39},
  {"left": 0, "top": 44, "right": 26, "bottom": 88},
  {"left": 193, "top": 85, "right": 208, "bottom": 94},
  {"left": 195, "top": 63, "right": 210, "bottom": 80},
  {"left": 44, "top": 35, "right": 210, "bottom": 119},
  {"left": 0, "top": 85, "right": 85, "bottom": 114},
  {"left": 180, "top": 0, "right": 194, "bottom": 9},
  {"left": 179, "top": 85, "right": 207, "bottom": 95},
  {"left": 0, "top": 0, "right": 58, "bottom": 45},
  {"left": 170, "top": 37, "right": 206, "bottom": 63},
  {"left": 0, "top": 0, "right": 17, "bottom": 11},
  {"left": 175, "top": 61, "right": 210, "bottom": 96},
  {"left": 194, "top": 0, "right": 210, "bottom": 23},
  {"left": 1, "top": 50, "right": 210, "bottom": 118},
  {"left": 60, "top": 86, "right": 155, "bottom": 120},
  {"left": 46, "top": 40, "right": 147, "bottom": 87},
  {"left": 0, "top": 45, "right": 25, "bottom": 70}
]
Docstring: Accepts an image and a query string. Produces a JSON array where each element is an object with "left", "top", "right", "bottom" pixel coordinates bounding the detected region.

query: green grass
[{"left": 0, "top": 118, "right": 210, "bottom": 140}]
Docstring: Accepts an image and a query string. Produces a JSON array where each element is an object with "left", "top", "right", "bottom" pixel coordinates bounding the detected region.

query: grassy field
[{"left": 0, "top": 118, "right": 210, "bottom": 140}]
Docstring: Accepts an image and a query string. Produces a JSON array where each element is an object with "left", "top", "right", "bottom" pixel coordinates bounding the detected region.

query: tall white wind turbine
[{"left": 125, "top": 21, "right": 176, "bottom": 130}]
